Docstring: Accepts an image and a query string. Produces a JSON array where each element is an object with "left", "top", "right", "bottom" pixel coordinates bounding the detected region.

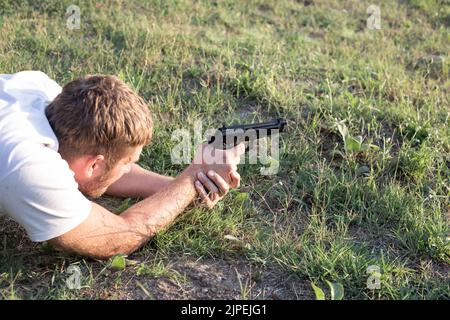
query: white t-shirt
[{"left": 0, "top": 71, "right": 92, "bottom": 242}]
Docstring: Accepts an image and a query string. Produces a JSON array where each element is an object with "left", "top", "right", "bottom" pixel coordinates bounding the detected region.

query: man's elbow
[
  {"left": 101, "top": 241, "right": 145, "bottom": 260},
  {"left": 49, "top": 232, "right": 154, "bottom": 260},
  {"left": 48, "top": 214, "right": 157, "bottom": 260}
]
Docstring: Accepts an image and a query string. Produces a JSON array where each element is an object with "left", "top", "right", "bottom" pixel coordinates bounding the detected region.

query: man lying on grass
[{"left": 0, "top": 71, "right": 244, "bottom": 259}]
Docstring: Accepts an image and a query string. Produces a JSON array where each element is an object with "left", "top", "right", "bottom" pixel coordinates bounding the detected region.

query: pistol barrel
[
  {"left": 208, "top": 118, "right": 287, "bottom": 148},
  {"left": 218, "top": 118, "right": 287, "bottom": 133}
]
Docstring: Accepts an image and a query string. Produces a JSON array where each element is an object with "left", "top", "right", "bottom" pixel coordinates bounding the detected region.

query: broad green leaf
[
  {"left": 326, "top": 281, "right": 344, "bottom": 300},
  {"left": 110, "top": 254, "right": 127, "bottom": 270},
  {"left": 345, "top": 136, "right": 362, "bottom": 152},
  {"left": 311, "top": 282, "right": 326, "bottom": 300}
]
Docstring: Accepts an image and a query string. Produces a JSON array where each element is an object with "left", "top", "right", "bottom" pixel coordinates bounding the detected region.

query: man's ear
[{"left": 87, "top": 155, "right": 106, "bottom": 177}]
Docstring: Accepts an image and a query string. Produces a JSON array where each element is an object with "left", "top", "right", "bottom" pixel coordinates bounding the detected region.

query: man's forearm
[
  {"left": 105, "top": 164, "right": 174, "bottom": 198},
  {"left": 51, "top": 166, "right": 200, "bottom": 259},
  {"left": 119, "top": 167, "right": 198, "bottom": 247},
  {"left": 50, "top": 144, "right": 243, "bottom": 259}
]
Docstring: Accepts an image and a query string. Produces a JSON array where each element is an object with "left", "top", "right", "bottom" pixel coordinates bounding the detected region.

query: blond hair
[{"left": 46, "top": 75, "right": 153, "bottom": 167}]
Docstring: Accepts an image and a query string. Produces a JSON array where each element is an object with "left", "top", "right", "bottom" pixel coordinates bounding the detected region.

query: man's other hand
[
  {"left": 190, "top": 143, "right": 244, "bottom": 209},
  {"left": 195, "top": 170, "right": 240, "bottom": 209}
]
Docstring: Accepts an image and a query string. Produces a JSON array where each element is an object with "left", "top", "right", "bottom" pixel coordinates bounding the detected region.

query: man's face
[{"left": 78, "top": 145, "right": 143, "bottom": 198}]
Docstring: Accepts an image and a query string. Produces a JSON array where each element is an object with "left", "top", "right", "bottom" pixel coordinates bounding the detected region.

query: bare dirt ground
[
  {"left": 96, "top": 257, "right": 313, "bottom": 300},
  {"left": 0, "top": 216, "right": 313, "bottom": 300}
]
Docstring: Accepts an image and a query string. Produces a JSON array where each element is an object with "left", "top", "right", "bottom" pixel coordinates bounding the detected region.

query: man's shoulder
[
  {"left": 0, "top": 141, "right": 70, "bottom": 185},
  {"left": 0, "top": 141, "right": 91, "bottom": 243},
  {"left": 1, "top": 70, "right": 52, "bottom": 81},
  {"left": 0, "top": 71, "right": 62, "bottom": 179},
  {"left": 0, "top": 70, "right": 62, "bottom": 101}
]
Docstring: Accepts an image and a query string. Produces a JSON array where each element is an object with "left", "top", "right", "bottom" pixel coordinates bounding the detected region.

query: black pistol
[{"left": 207, "top": 118, "right": 287, "bottom": 150}]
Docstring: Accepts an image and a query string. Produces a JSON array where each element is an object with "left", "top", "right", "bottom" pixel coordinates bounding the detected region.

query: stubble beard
[{"left": 78, "top": 174, "right": 112, "bottom": 198}]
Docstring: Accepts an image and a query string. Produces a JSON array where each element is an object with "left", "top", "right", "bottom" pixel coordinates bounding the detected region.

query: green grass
[{"left": 0, "top": 0, "right": 449, "bottom": 299}]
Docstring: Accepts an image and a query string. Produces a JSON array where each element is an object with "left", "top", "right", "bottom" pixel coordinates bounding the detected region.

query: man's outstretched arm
[
  {"left": 49, "top": 144, "right": 244, "bottom": 259},
  {"left": 105, "top": 163, "right": 174, "bottom": 198},
  {"left": 50, "top": 168, "right": 197, "bottom": 259}
]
